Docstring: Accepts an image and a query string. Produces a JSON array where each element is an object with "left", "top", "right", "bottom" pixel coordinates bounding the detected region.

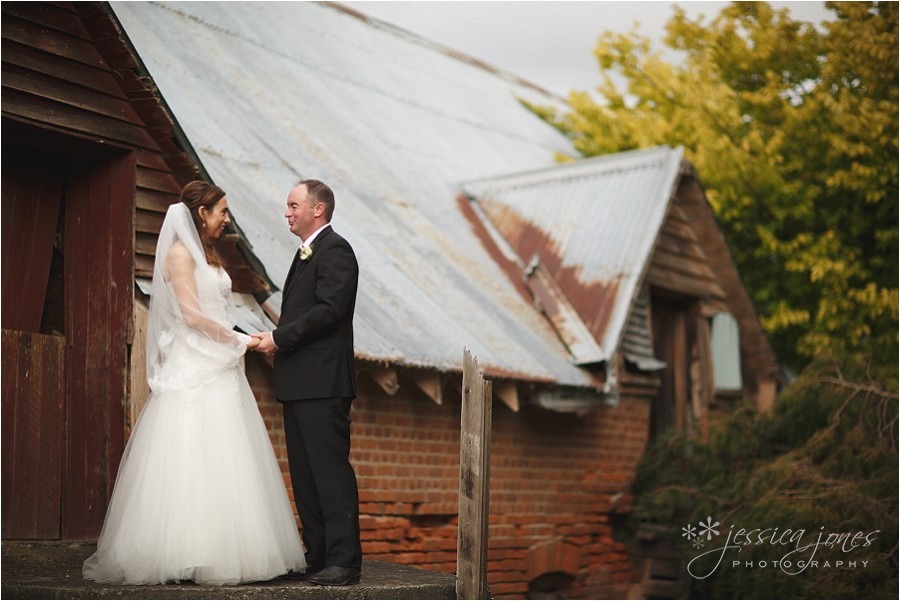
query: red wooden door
[
  {"left": 1, "top": 331, "right": 65, "bottom": 539},
  {"left": 1, "top": 146, "right": 134, "bottom": 540},
  {"left": 1, "top": 154, "right": 63, "bottom": 331},
  {"left": 62, "top": 153, "right": 134, "bottom": 539},
  {"left": 1, "top": 150, "right": 66, "bottom": 539}
]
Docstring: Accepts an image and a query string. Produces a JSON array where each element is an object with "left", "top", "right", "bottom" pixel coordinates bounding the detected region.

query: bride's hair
[{"left": 179, "top": 181, "right": 226, "bottom": 268}]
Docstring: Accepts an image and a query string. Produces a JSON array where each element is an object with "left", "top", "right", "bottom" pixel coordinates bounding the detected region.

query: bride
[{"left": 83, "top": 182, "right": 306, "bottom": 585}]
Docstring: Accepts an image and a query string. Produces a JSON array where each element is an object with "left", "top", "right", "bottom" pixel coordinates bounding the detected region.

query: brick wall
[{"left": 246, "top": 355, "right": 651, "bottom": 599}]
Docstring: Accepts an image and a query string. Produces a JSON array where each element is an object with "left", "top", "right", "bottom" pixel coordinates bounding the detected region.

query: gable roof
[
  {"left": 111, "top": 0, "right": 601, "bottom": 389},
  {"left": 464, "top": 146, "right": 778, "bottom": 385},
  {"left": 463, "top": 146, "right": 685, "bottom": 364}
]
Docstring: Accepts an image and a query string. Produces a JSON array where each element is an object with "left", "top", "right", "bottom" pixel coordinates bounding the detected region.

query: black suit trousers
[{"left": 283, "top": 397, "right": 362, "bottom": 570}]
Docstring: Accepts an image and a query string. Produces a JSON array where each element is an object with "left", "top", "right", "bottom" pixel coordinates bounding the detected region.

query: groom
[{"left": 254, "top": 179, "right": 362, "bottom": 586}]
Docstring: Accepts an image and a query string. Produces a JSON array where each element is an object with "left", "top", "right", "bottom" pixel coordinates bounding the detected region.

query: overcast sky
[{"left": 338, "top": 1, "right": 834, "bottom": 98}]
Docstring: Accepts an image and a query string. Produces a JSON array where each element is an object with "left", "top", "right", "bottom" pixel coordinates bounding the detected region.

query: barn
[{"left": 1, "top": 2, "right": 778, "bottom": 598}]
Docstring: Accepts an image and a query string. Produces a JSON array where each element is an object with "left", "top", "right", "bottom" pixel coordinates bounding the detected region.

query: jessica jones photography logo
[{"left": 682, "top": 516, "right": 880, "bottom": 579}]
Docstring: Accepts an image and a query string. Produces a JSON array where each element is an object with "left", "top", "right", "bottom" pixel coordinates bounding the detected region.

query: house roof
[
  {"left": 463, "top": 147, "right": 778, "bottom": 383},
  {"left": 110, "top": 2, "right": 778, "bottom": 402},
  {"left": 463, "top": 146, "right": 685, "bottom": 366},
  {"left": 110, "top": 0, "right": 601, "bottom": 388}
]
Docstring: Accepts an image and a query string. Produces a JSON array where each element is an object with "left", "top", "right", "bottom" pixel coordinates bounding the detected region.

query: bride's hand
[{"left": 246, "top": 336, "right": 261, "bottom": 350}]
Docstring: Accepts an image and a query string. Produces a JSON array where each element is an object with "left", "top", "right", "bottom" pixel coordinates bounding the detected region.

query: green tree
[{"left": 527, "top": 1, "right": 898, "bottom": 378}]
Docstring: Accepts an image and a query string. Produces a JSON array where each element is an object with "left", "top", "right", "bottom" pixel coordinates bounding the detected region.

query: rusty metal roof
[
  {"left": 463, "top": 146, "right": 685, "bottom": 363},
  {"left": 111, "top": 1, "right": 606, "bottom": 389}
]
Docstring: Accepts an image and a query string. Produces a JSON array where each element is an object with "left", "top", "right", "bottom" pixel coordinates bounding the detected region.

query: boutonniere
[{"left": 299, "top": 244, "right": 314, "bottom": 261}]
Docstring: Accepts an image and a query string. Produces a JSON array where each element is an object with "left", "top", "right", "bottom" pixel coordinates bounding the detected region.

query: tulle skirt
[{"left": 83, "top": 365, "right": 305, "bottom": 585}]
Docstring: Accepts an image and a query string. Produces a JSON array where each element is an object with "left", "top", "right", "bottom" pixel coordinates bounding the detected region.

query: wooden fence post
[{"left": 457, "top": 348, "right": 492, "bottom": 600}]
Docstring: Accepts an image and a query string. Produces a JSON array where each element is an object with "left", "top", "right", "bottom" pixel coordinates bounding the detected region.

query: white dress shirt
[{"left": 301, "top": 223, "right": 330, "bottom": 249}]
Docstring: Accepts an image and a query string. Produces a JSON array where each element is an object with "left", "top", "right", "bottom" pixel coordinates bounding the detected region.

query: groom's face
[{"left": 285, "top": 184, "right": 320, "bottom": 240}]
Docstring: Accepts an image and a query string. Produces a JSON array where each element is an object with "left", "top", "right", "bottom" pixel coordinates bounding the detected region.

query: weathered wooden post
[{"left": 456, "top": 348, "right": 492, "bottom": 600}]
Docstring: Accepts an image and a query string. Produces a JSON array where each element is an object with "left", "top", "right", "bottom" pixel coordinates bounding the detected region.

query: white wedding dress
[{"left": 83, "top": 204, "right": 305, "bottom": 585}]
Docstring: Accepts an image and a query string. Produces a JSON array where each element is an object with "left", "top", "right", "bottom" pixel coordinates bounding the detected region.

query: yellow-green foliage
[{"left": 525, "top": 1, "right": 899, "bottom": 376}]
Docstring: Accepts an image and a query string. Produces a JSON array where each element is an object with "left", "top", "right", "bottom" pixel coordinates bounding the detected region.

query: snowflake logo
[
  {"left": 681, "top": 524, "right": 697, "bottom": 540},
  {"left": 697, "top": 516, "right": 720, "bottom": 541},
  {"left": 691, "top": 536, "right": 705, "bottom": 549}
]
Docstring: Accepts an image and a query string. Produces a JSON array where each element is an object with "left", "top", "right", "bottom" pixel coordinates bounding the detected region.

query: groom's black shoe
[
  {"left": 306, "top": 566, "right": 361, "bottom": 586},
  {"left": 280, "top": 567, "right": 322, "bottom": 581}
]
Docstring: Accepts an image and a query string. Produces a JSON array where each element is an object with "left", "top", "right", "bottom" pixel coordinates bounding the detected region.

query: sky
[{"left": 338, "top": 1, "right": 834, "bottom": 98}]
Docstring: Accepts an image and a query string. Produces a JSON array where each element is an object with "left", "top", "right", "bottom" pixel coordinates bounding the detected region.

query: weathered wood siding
[
  {"left": 645, "top": 203, "right": 726, "bottom": 302},
  {"left": 62, "top": 155, "right": 135, "bottom": 539},
  {"left": 1, "top": 331, "right": 65, "bottom": 539},
  {"left": 2, "top": 1, "right": 186, "bottom": 275},
  {"left": 675, "top": 171, "right": 780, "bottom": 406}
]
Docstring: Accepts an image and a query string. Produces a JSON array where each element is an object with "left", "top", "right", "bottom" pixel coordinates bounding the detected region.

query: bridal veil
[{"left": 147, "top": 203, "right": 249, "bottom": 392}]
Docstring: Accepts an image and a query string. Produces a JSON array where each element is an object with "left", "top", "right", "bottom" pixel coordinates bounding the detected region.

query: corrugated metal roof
[
  {"left": 112, "top": 1, "right": 601, "bottom": 388},
  {"left": 463, "top": 146, "right": 684, "bottom": 363}
]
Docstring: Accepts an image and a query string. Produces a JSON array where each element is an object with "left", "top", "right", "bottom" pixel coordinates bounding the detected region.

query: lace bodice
[
  {"left": 215, "top": 267, "right": 233, "bottom": 302},
  {"left": 149, "top": 265, "right": 248, "bottom": 392},
  {"left": 199, "top": 267, "right": 236, "bottom": 324}
]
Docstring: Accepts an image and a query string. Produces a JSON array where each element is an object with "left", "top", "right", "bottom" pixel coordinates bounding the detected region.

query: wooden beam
[
  {"left": 692, "top": 316, "right": 713, "bottom": 441},
  {"left": 457, "top": 349, "right": 492, "bottom": 600},
  {"left": 493, "top": 380, "right": 519, "bottom": 412},
  {"left": 672, "top": 311, "right": 687, "bottom": 432},
  {"left": 412, "top": 371, "right": 442, "bottom": 405}
]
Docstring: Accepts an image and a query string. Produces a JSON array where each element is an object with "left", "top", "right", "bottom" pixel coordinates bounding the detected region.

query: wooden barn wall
[
  {"left": 247, "top": 354, "right": 651, "bottom": 599},
  {"left": 1, "top": 330, "right": 65, "bottom": 539},
  {"left": 645, "top": 203, "right": 727, "bottom": 303},
  {"left": 2, "top": 2, "right": 187, "bottom": 276},
  {"left": 1, "top": 1, "right": 184, "bottom": 539},
  {"left": 63, "top": 155, "right": 135, "bottom": 538},
  {"left": 675, "top": 174, "right": 780, "bottom": 404}
]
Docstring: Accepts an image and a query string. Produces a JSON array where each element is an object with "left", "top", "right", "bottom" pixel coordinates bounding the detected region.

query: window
[{"left": 710, "top": 313, "right": 742, "bottom": 393}]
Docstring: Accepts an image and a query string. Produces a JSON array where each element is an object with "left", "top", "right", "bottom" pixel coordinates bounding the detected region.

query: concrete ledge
[{"left": 2, "top": 542, "right": 457, "bottom": 600}]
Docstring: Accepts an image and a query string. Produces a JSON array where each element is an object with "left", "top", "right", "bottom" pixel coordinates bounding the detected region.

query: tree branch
[{"left": 819, "top": 376, "right": 899, "bottom": 400}]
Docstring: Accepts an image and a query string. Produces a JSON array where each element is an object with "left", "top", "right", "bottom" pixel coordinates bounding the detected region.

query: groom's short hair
[{"left": 299, "top": 179, "right": 335, "bottom": 222}]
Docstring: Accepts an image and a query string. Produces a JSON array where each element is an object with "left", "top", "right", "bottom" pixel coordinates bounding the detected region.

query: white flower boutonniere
[{"left": 299, "top": 244, "right": 314, "bottom": 261}]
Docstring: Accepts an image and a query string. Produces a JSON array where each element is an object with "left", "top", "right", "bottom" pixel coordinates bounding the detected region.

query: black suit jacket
[{"left": 273, "top": 226, "right": 359, "bottom": 401}]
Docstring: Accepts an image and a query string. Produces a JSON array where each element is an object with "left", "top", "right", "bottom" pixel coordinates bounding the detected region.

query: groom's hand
[{"left": 252, "top": 332, "right": 277, "bottom": 357}]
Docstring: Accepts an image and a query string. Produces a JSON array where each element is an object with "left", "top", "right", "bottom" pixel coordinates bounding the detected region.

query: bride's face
[{"left": 201, "top": 197, "right": 231, "bottom": 241}]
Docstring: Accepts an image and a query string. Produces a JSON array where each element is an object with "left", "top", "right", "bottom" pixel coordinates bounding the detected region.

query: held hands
[
  {"left": 245, "top": 336, "right": 261, "bottom": 351},
  {"left": 250, "top": 332, "right": 277, "bottom": 358}
]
